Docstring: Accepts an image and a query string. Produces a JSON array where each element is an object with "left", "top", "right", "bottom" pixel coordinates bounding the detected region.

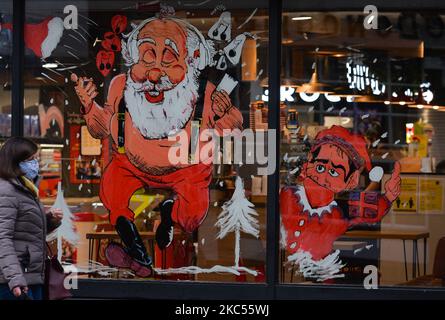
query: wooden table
[
  {"left": 41, "top": 196, "right": 100, "bottom": 205},
  {"left": 332, "top": 241, "right": 367, "bottom": 251},
  {"left": 86, "top": 231, "right": 156, "bottom": 269},
  {"left": 86, "top": 230, "right": 190, "bottom": 278},
  {"left": 342, "top": 230, "right": 430, "bottom": 281},
  {"left": 86, "top": 231, "right": 184, "bottom": 272}
]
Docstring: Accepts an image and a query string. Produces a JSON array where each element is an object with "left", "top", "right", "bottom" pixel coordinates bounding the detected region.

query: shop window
[
  {"left": 23, "top": 0, "right": 269, "bottom": 282},
  {"left": 0, "top": 1, "right": 12, "bottom": 138},
  {"left": 279, "top": 6, "right": 445, "bottom": 288}
]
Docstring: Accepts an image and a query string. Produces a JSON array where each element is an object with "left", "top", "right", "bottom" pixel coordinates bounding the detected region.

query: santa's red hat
[
  {"left": 2, "top": 17, "right": 64, "bottom": 59},
  {"left": 312, "top": 125, "right": 372, "bottom": 172}
]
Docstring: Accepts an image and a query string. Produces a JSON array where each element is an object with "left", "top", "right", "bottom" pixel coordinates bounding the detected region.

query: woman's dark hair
[{"left": 0, "top": 137, "right": 38, "bottom": 179}]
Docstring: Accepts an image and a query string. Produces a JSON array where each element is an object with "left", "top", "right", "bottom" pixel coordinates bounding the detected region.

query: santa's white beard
[{"left": 124, "top": 67, "right": 199, "bottom": 139}]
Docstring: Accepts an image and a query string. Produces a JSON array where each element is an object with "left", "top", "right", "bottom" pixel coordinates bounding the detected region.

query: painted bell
[
  {"left": 208, "top": 11, "right": 231, "bottom": 42},
  {"left": 223, "top": 33, "right": 246, "bottom": 65}
]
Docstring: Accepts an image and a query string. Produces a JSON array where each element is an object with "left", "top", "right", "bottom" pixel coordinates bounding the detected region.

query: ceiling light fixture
[
  {"left": 292, "top": 16, "right": 312, "bottom": 21},
  {"left": 296, "top": 57, "right": 333, "bottom": 94},
  {"left": 296, "top": 71, "right": 334, "bottom": 94},
  {"left": 42, "top": 63, "right": 58, "bottom": 69}
]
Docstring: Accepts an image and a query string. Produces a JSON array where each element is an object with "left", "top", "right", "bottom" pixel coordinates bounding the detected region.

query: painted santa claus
[
  {"left": 280, "top": 126, "right": 401, "bottom": 281},
  {"left": 71, "top": 17, "right": 243, "bottom": 276}
]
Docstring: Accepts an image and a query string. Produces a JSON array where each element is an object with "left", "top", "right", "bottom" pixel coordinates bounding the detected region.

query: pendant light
[{"left": 296, "top": 56, "right": 334, "bottom": 94}]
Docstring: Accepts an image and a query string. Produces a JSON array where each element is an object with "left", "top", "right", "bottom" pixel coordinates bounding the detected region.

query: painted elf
[{"left": 280, "top": 125, "right": 401, "bottom": 281}]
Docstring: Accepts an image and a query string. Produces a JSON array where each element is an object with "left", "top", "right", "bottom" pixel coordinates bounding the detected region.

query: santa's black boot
[
  {"left": 156, "top": 199, "right": 174, "bottom": 250},
  {"left": 115, "top": 216, "right": 152, "bottom": 268}
]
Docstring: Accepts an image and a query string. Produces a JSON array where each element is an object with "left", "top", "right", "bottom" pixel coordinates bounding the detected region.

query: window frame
[{"left": 9, "top": 0, "right": 445, "bottom": 299}]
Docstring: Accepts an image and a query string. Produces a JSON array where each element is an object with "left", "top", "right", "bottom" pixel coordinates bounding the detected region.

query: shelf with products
[
  {"left": 249, "top": 101, "right": 269, "bottom": 131},
  {"left": 37, "top": 143, "right": 63, "bottom": 198}
]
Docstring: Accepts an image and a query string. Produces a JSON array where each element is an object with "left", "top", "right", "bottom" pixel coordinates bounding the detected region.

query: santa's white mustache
[{"left": 129, "top": 75, "right": 175, "bottom": 93}]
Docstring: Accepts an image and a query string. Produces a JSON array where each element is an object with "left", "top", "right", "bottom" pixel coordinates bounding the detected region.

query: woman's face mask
[{"left": 19, "top": 159, "right": 40, "bottom": 180}]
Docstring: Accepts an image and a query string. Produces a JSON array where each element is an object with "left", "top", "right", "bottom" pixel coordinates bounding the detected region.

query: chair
[{"left": 401, "top": 237, "right": 445, "bottom": 286}]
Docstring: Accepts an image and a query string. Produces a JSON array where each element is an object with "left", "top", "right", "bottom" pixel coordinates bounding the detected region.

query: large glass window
[
  {"left": 279, "top": 6, "right": 445, "bottom": 287},
  {"left": 0, "top": 1, "right": 12, "bottom": 137},
  {"left": 24, "top": 0, "right": 269, "bottom": 283}
]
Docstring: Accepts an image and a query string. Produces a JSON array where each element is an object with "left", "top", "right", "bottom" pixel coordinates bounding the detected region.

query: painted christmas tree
[
  {"left": 215, "top": 176, "right": 260, "bottom": 267},
  {"left": 46, "top": 182, "right": 79, "bottom": 262},
  {"left": 153, "top": 176, "right": 260, "bottom": 277}
]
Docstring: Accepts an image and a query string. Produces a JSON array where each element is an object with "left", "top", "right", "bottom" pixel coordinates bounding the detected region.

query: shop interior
[{"left": 277, "top": 10, "right": 445, "bottom": 286}]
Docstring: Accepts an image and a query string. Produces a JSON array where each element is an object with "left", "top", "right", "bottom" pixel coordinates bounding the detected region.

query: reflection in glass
[
  {"left": 0, "top": 1, "right": 12, "bottom": 137},
  {"left": 279, "top": 7, "right": 445, "bottom": 288}
]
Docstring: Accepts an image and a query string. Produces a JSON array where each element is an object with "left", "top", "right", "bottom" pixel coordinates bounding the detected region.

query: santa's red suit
[
  {"left": 101, "top": 151, "right": 213, "bottom": 233},
  {"left": 280, "top": 185, "right": 391, "bottom": 261}
]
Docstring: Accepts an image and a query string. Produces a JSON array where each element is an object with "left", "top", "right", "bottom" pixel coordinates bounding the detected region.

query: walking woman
[{"left": 0, "top": 137, "right": 62, "bottom": 300}]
